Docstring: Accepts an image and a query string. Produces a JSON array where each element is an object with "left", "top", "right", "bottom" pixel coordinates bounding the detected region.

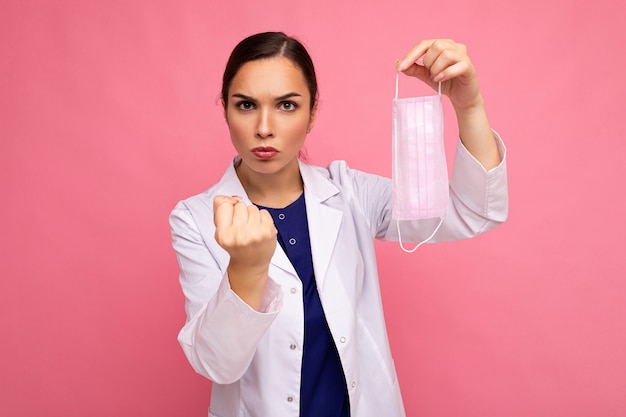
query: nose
[{"left": 255, "top": 108, "right": 274, "bottom": 139}]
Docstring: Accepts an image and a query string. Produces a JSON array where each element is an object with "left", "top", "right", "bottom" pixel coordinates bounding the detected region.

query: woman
[{"left": 170, "top": 31, "right": 507, "bottom": 417}]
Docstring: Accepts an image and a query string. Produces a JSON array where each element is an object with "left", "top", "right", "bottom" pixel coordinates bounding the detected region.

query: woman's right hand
[{"left": 213, "top": 195, "right": 277, "bottom": 310}]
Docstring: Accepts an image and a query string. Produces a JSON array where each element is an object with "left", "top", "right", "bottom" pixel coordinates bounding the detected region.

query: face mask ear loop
[
  {"left": 397, "top": 217, "right": 445, "bottom": 253},
  {"left": 395, "top": 71, "right": 399, "bottom": 100}
]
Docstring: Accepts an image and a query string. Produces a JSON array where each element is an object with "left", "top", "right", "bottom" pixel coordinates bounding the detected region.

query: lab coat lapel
[{"left": 299, "top": 161, "right": 342, "bottom": 290}]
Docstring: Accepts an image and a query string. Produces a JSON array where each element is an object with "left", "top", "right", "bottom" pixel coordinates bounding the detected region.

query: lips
[{"left": 252, "top": 147, "right": 279, "bottom": 160}]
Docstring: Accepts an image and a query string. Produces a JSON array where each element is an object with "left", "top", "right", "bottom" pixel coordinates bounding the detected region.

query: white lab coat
[{"left": 169, "top": 136, "right": 508, "bottom": 417}]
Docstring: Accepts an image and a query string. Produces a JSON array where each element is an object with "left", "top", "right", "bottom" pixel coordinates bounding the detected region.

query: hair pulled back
[{"left": 221, "top": 32, "right": 318, "bottom": 111}]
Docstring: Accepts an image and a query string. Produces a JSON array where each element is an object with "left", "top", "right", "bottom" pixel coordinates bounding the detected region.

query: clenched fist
[{"left": 213, "top": 195, "right": 277, "bottom": 310}]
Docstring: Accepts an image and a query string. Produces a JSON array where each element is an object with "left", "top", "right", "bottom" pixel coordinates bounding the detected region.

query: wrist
[
  {"left": 452, "top": 93, "right": 485, "bottom": 115},
  {"left": 227, "top": 262, "right": 269, "bottom": 311},
  {"left": 227, "top": 259, "right": 269, "bottom": 287}
]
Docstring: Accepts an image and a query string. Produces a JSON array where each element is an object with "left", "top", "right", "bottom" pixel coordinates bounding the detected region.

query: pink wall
[{"left": 2, "top": 0, "right": 625, "bottom": 416}]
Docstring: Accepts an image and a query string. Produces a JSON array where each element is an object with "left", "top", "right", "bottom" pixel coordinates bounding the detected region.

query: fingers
[
  {"left": 259, "top": 208, "right": 274, "bottom": 226},
  {"left": 232, "top": 199, "right": 250, "bottom": 224},
  {"left": 396, "top": 39, "right": 473, "bottom": 83},
  {"left": 432, "top": 61, "right": 472, "bottom": 84},
  {"left": 396, "top": 39, "right": 439, "bottom": 72},
  {"left": 214, "top": 195, "right": 256, "bottom": 231},
  {"left": 423, "top": 43, "right": 472, "bottom": 83},
  {"left": 213, "top": 195, "right": 277, "bottom": 250},
  {"left": 213, "top": 195, "right": 241, "bottom": 229},
  {"left": 232, "top": 202, "right": 271, "bottom": 229}
]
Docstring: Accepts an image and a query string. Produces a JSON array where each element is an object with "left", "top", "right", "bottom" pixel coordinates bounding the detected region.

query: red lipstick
[{"left": 252, "top": 147, "right": 279, "bottom": 160}]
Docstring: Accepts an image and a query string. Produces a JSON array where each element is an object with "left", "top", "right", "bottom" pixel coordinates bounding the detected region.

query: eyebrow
[{"left": 231, "top": 92, "right": 302, "bottom": 101}]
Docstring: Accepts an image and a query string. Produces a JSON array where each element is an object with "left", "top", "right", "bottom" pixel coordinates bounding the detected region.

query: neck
[{"left": 236, "top": 160, "right": 304, "bottom": 208}]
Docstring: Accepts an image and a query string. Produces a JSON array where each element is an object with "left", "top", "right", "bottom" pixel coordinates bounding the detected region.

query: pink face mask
[{"left": 392, "top": 73, "right": 449, "bottom": 252}]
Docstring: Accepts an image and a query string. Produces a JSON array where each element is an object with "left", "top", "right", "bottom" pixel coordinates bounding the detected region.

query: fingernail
[{"left": 433, "top": 73, "right": 444, "bottom": 82}]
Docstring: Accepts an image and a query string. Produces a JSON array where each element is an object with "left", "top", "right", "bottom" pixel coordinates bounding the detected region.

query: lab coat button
[
  {"left": 289, "top": 238, "right": 296, "bottom": 245},
  {"left": 290, "top": 288, "right": 297, "bottom": 294},
  {"left": 340, "top": 336, "right": 347, "bottom": 343},
  {"left": 287, "top": 396, "right": 294, "bottom": 403},
  {"left": 351, "top": 381, "right": 357, "bottom": 388},
  {"left": 290, "top": 344, "right": 297, "bottom": 350}
]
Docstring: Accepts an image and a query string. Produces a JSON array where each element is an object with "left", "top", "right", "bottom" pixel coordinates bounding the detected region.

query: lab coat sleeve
[
  {"left": 381, "top": 131, "right": 508, "bottom": 242},
  {"left": 170, "top": 202, "right": 283, "bottom": 384}
]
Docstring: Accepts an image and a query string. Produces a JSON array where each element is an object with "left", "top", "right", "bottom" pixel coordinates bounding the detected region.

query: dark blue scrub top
[{"left": 257, "top": 193, "right": 350, "bottom": 417}]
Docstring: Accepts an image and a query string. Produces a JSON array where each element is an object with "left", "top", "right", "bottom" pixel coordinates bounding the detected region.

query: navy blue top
[{"left": 257, "top": 193, "right": 350, "bottom": 417}]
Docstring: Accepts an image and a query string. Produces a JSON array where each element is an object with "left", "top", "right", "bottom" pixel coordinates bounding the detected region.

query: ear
[{"left": 307, "top": 100, "right": 319, "bottom": 133}]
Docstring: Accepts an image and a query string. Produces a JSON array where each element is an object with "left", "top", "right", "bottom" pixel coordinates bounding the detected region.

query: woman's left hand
[
  {"left": 396, "top": 39, "right": 481, "bottom": 111},
  {"left": 397, "top": 38, "right": 503, "bottom": 171}
]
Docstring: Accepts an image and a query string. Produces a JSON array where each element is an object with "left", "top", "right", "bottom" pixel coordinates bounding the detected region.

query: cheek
[
  {"left": 284, "top": 115, "right": 311, "bottom": 136},
  {"left": 225, "top": 116, "right": 248, "bottom": 140}
]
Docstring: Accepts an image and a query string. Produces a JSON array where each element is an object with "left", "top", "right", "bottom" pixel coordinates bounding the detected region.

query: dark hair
[{"left": 221, "top": 32, "right": 318, "bottom": 111}]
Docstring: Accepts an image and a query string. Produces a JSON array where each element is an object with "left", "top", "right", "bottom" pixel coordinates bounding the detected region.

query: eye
[
  {"left": 236, "top": 101, "right": 255, "bottom": 111},
  {"left": 279, "top": 101, "right": 298, "bottom": 111}
]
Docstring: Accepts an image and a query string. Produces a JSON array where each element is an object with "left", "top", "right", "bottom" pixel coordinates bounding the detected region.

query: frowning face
[{"left": 223, "top": 56, "right": 316, "bottom": 181}]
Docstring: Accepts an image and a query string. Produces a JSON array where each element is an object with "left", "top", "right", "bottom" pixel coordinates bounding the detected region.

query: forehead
[{"left": 229, "top": 56, "right": 310, "bottom": 98}]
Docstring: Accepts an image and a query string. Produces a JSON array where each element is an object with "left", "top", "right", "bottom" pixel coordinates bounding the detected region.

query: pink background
[{"left": 2, "top": 0, "right": 625, "bottom": 416}]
